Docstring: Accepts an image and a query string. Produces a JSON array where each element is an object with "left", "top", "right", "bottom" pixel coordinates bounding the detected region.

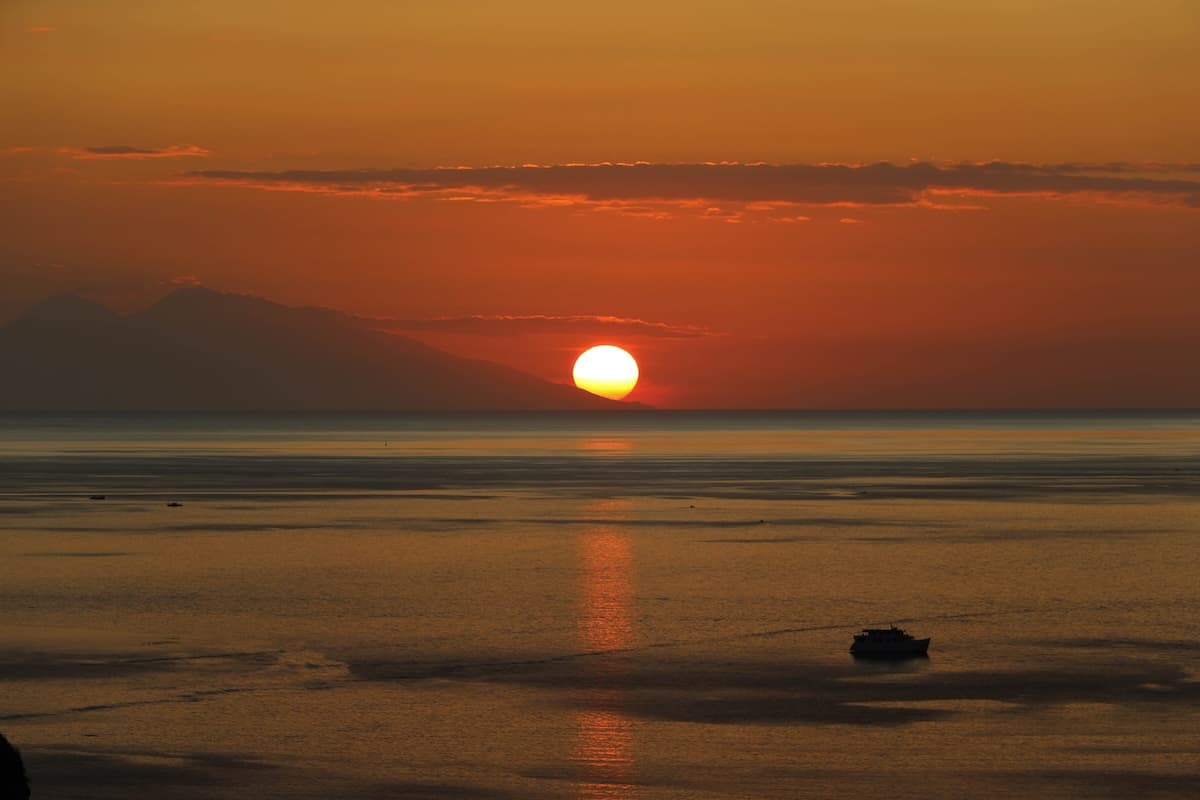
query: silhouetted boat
[{"left": 850, "top": 626, "right": 930, "bottom": 659}]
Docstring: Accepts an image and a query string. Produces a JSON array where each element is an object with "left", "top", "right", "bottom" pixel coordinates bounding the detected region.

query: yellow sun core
[{"left": 573, "top": 345, "right": 639, "bottom": 400}]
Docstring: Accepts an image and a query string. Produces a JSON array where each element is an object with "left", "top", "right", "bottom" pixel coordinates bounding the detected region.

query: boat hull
[{"left": 849, "top": 637, "right": 930, "bottom": 659}]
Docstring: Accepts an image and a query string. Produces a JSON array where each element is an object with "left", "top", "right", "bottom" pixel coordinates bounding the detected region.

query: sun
[{"left": 573, "top": 345, "right": 639, "bottom": 400}]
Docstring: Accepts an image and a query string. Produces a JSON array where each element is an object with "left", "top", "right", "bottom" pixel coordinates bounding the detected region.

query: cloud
[
  {"left": 63, "top": 144, "right": 210, "bottom": 160},
  {"left": 366, "top": 313, "right": 713, "bottom": 339},
  {"left": 179, "top": 161, "right": 1200, "bottom": 216}
]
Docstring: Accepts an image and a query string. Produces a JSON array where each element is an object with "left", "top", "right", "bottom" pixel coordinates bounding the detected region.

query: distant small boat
[
  {"left": 850, "top": 626, "right": 930, "bottom": 659},
  {"left": 166, "top": 501, "right": 183, "bottom": 507},
  {"left": 89, "top": 495, "right": 106, "bottom": 500}
]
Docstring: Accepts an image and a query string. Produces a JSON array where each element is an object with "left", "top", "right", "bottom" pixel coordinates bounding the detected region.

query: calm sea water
[{"left": 1, "top": 412, "right": 1198, "bottom": 799}]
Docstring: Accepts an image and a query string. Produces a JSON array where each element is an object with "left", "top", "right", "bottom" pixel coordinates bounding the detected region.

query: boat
[{"left": 850, "top": 626, "right": 930, "bottom": 659}]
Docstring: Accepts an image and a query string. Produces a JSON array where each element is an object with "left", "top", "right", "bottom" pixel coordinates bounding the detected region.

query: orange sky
[{"left": 3, "top": 1, "right": 1199, "bottom": 407}]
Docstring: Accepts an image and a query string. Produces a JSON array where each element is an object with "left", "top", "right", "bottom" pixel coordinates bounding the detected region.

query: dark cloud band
[
  {"left": 65, "top": 144, "right": 210, "bottom": 160},
  {"left": 365, "top": 314, "right": 712, "bottom": 339},
  {"left": 182, "top": 161, "right": 1200, "bottom": 209}
]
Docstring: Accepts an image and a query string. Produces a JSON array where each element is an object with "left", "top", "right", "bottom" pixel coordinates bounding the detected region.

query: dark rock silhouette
[
  {"left": 0, "top": 734, "right": 30, "bottom": 800},
  {"left": 0, "top": 287, "right": 640, "bottom": 412}
]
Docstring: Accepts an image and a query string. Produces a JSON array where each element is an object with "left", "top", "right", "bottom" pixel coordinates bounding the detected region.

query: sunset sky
[{"left": 3, "top": 1, "right": 1199, "bottom": 407}]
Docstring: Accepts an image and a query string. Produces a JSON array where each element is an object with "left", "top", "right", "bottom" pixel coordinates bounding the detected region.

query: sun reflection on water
[{"left": 573, "top": 499, "right": 637, "bottom": 799}]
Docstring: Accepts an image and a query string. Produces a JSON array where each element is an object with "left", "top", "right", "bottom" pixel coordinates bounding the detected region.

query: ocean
[{"left": 1, "top": 411, "right": 1197, "bottom": 799}]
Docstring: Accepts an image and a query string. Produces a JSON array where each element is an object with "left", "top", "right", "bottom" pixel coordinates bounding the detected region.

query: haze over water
[{"left": 2, "top": 411, "right": 1198, "bottom": 799}]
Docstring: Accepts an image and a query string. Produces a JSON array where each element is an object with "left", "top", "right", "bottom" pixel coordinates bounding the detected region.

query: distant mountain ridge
[{"left": 0, "top": 288, "right": 639, "bottom": 411}]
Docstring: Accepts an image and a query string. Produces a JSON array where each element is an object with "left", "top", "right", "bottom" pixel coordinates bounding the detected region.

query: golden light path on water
[{"left": 574, "top": 496, "right": 637, "bottom": 799}]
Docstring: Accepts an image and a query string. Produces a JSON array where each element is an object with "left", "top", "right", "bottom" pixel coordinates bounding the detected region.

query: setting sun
[{"left": 573, "top": 345, "right": 639, "bottom": 400}]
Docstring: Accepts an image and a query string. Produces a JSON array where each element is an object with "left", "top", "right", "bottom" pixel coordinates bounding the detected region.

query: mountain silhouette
[{"left": 0, "top": 288, "right": 639, "bottom": 411}]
